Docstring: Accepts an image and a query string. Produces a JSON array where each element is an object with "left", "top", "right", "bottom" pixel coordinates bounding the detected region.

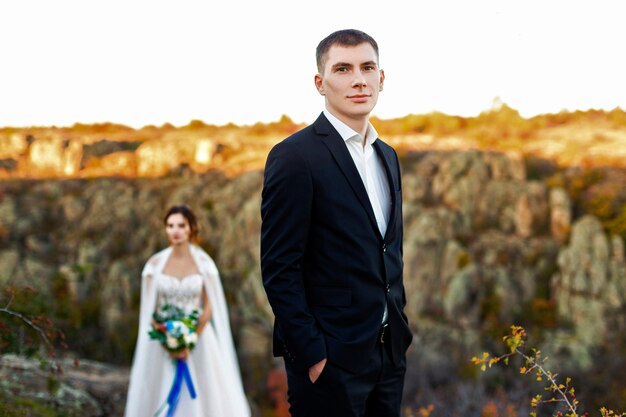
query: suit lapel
[
  {"left": 313, "top": 114, "right": 381, "bottom": 239},
  {"left": 373, "top": 140, "right": 398, "bottom": 241}
]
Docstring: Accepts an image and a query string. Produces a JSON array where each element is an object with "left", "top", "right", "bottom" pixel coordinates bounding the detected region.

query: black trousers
[{"left": 284, "top": 331, "right": 407, "bottom": 417}]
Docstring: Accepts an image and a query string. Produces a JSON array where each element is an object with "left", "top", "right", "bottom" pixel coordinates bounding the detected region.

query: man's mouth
[{"left": 348, "top": 94, "right": 370, "bottom": 102}]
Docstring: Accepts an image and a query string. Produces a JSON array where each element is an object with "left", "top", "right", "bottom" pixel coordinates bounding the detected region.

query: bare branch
[{"left": 0, "top": 307, "right": 55, "bottom": 352}]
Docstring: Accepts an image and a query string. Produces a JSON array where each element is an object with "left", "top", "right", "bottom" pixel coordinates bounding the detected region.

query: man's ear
[
  {"left": 379, "top": 69, "right": 385, "bottom": 92},
  {"left": 314, "top": 74, "right": 325, "bottom": 96}
]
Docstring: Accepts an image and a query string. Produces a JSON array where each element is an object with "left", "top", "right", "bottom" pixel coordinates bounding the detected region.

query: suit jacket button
[
  {"left": 386, "top": 284, "right": 391, "bottom": 293},
  {"left": 382, "top": 243, "right": 387, "bottom": 253}
]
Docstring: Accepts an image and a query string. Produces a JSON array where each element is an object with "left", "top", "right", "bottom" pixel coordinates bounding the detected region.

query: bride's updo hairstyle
[{"left": 164, "top": 204, "right": 199, "bottom": 243}]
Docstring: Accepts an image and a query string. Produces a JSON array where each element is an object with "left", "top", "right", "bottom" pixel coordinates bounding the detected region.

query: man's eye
[
  {"left": 336, "top": 67, "right": 348, "bottom": 72},
  {"left": 364, "top": 66, "right": 376, "bottom": 71}
]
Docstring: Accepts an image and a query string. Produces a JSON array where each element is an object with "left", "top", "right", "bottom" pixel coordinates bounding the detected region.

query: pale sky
[{"left": 1, "top": 0, "right": 624, "bottom": 128}]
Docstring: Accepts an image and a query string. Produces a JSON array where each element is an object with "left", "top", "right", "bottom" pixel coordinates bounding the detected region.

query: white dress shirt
[
  {"left": 324, "top": 110, "right": 391, "bottom": 237},
  {"left": 324, "top": 110, "right": 391, "bottom": 323}
]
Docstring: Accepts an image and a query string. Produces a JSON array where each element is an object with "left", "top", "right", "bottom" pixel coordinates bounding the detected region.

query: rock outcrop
[
  {"left": 0, "top": 131, "right": 219, "bottom": 178},
  {"left": 549, "top": 215, "right": 626, "bottom": 368},
  {"left": 0, "top": 354, "right": 128, "bottom": 417}
]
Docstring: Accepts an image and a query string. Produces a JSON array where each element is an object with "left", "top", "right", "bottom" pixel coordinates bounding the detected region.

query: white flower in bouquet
[
  {"left": 184, "top": 333, "right": 198, "bottom": 346},
  {"left": 166, "top": 336, "right": 180, "bottom": 349}
]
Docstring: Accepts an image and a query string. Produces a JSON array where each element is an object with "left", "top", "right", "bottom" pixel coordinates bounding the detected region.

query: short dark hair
[
  {"left": 316, "top": 29, "right": 379, "bottom": 72},
  {"left": 164, "top": 204, "right": 199, "bottom": 242}
]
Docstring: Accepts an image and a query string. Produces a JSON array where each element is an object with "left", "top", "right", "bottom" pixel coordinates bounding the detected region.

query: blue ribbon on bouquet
[{"left": 154, "top": 359, "right": 197, "bottom": 417}]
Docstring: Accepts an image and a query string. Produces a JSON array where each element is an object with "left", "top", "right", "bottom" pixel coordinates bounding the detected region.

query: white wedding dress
[{"left": 124, "top": 245, "right": 250, "bottom": 417}]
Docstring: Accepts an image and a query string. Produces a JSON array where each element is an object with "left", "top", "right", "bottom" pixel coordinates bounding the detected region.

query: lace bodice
[{"left": 155, "top": 273, "right": 204, "bottom": 315}]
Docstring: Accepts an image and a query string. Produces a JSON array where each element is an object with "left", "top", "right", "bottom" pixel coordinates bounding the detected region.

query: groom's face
[{"left": 315, "top": 42, "right": 385, "bottom": 124}]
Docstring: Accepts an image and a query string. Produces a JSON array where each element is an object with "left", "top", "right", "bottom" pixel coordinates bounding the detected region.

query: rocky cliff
[
  {"left": 0, "top": 122, "right": 290, "bottom": 179},
  {"left": 1, "top": 149, "right": 625, "bottom": 415}
]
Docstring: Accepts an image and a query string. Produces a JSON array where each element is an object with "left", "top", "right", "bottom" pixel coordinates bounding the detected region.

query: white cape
[{"left": 124, "top": 245, "right": 250, "bottom": 417}]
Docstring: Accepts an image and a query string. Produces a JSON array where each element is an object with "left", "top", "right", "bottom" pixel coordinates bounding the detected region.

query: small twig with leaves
[
  {"left": 0, "top": 286, "right": 68, "bottom": 373},
  {"left": 471, "top": 325, "right": 626, "bottom": 417},
  {"left": 1, "top": 287, "right": 56, "bottom": 353}
]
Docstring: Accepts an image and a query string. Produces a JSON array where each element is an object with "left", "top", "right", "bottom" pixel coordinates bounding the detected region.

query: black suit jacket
[{"left": 261, "top": 113, "right": 413, "bottom": 374}]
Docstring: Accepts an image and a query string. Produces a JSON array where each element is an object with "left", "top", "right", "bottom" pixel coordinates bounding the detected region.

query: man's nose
[{"left": 352, "top": 70, "right": 367, "bottom": 88}]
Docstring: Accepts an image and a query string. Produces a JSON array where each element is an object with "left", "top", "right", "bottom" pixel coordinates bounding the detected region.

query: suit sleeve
[
  {"left": 260, "top": 142, "right": 326, "bottom": 369},
  {"left": 394, "top": 149, "right": 407, "bottom": 310}
]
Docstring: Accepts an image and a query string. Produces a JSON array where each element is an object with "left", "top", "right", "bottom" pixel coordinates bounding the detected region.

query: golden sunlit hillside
[{"left": 1, "top": 106, "right": 625, "bottom": 179}]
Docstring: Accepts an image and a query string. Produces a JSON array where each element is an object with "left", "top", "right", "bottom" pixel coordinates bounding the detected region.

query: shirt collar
[{"left": 323, "top": 109, "right": 378, "bottom": 146}]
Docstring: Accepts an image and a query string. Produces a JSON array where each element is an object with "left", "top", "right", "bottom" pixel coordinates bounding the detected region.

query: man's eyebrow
[
  {"left": 362, "top": 60, "right": 378, "bottom": 67},
  {"left": 331, "top": 62, "right": 353, "bottom": 69}
]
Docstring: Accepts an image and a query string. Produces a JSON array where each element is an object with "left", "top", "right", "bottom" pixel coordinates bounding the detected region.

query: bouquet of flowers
[
  {"left": 149, "top": 304, "right": 200, "bottom": 353},
  {"left": 149, "top": 304, "right": 200, "bottom": 417}
]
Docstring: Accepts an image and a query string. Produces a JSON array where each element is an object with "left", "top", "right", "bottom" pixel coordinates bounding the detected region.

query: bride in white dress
[{"left": 124, "top": 205, "right": 250, "bottom": 417}]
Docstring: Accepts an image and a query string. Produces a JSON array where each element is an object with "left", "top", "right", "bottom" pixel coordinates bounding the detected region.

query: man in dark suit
[{"left": 261, "top": 29, "right": 413, "bottom": 417}]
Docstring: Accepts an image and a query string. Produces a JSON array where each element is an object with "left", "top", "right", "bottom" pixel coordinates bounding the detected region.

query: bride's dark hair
[{"left": 164, "top": 205, "right": 199, "bottom": 242}]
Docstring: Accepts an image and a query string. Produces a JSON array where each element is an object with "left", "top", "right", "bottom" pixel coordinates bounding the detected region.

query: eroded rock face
[
  {"left": 0, "top": 132, "right": 219, "bottom": 178},
  {"left": 402, "top": 151, "right": 555, "bottom": 319},
  {"left": 0, "top": 354, "right": 128, "bottom": 417},
  {"left": 549, "top": 216, "right": 626, "bottom": 367},
  {"left": 550, "top": 187, "right": 572, "bottom": 242}
]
